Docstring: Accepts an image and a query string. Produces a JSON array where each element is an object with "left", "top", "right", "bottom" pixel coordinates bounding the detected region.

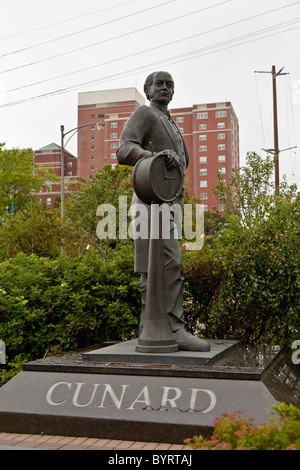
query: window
[
  {"left": 200, "top": 180, "right": 207, "bottom": 188},
  {"left": 176, "top": 117, "right": 183, "bottom": 123},
  {"left": 219, "top": 167, "right": 226, "bottom": 174},
  {"left": 91, "top": 156, "right": 95, "bottom": 160},
  {"left": 91, "top": 125, "right": 95, "bottom": 130},
  {"left": 199, "top": 124, "right": 206, "bottom": 130},
  {"left": 111, "top": 153, "right": 117, "bottom": 159},
  {"left": 218, "top": 144, "right": 226, "bottom": 150},
  {"left": 98, "top": 114, "right": 104, "bottom": 118},
  {"left": 218, "top": 133, "right": 225, "bottom": 139},
  {"left": 67, "top": 162, "right": 72, "bottom": 167},
  {"left": 111, "top": 122, "right": 117, "bottom": 128},
  {"left": 201, "top": 204, "right": 208, "bottom": 211},
  {"left": 199, "top": 156, "right": 207, "bottom": 164},
  {"left": 200, "top": 192, "right": 208, "bottom": 200},
  {"left": 197, "top": 112, "right": 208, "bottom": 119},
  {"left": 199, "top": 145, "right": 207, "bottom": 152},
  {"left": 217, "top": 122, "right": 225, "bottom": 128},
  {"left": 199, "top": 134, "right": 207, "bottom": 141},
  {"left": 67, "top": 171, "right": 72, "bottom": 176},
  {"left": 111, "top": 142, "right": 118, "bottom": 148},
  {"left": 216, "top": 110, "right": 227, "bottom": 118},
  {"left": 219, "top": 204, "right": 226, "bottom": 211},
  {"left": 91, "top": 114, "right": 95, "bottom": 119},
  {"left": 111, "top": 133, "right": 118, "bottom": 138},
  {"left": 91, "top": 135, "right": 95, "bottom": 140},
  {"left": 200, "top": 168, "right": 207, "bottom": 175},
  {"left": 179, "top": 127, "right": 184, "bottom": 133},
  {"left": 91, "top": 146, "right": 95, "bottom": 150},
  {"left": 91, "top": 166, "right": 95, "bottom": 171},
  {"left": 218, "top": 155, "right": 226, "bottom": 162},
  {"left": 46, "top": 197, "right": 51, "bottom": 206}
]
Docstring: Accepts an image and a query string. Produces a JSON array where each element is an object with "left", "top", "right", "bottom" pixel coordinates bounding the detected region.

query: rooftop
[
  {"left": 36, "top": 143, "right": 76, "bottom": 158},
  {"left": 78, "top": 87, "right": 145, "bottom": 107}
]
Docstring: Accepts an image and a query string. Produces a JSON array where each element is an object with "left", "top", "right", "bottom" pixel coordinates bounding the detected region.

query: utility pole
[{"left": 255, "top": 65, "right": 290, "bottom": 194}]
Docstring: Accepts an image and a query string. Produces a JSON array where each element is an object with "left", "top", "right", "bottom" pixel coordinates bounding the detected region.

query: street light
[{"left": 60, "top": 121, "right": 105, "bottom": 254}]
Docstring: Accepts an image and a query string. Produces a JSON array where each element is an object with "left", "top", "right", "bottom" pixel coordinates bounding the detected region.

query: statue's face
[{"left": 148, "top": 72, "right": 174, "bottom": 106}]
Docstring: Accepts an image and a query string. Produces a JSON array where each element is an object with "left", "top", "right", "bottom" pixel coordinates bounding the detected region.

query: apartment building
[
  {"left": 34, "top": 143, "right": 78, "bottom": 207},
  {"left": 77, "top": 88, "right": 145, "bottom": 180},
  {"left": 35, "top": 88, "right": 239, "bottom": 212},
  {"left": 171, "top": 101, "right": 239, "bottom": 211},
  {"left": 77, "top": 89, "right": 239, "bottom": 212}
]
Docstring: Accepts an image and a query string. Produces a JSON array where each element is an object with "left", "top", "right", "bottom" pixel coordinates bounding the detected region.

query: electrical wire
[
  {"left": 2, "top": 21, "right": 300, "bottom": 109},
  {"left": 3, "top": 16, "right": 300, "bottom": 95},
  {"left": 255, "top": 72, "right": 266, "bottom": 147},
  {"left": 0, "top": 0, "right": 231, "bottom": 74},
  {"left": 0, "top": 0, "right": 140, "bottom": 41},
  {"left": 286, "top": 75, "right": 298, "bottom": 183},
  {"left": 0, "top": 0, "right": 178, "bottom": 58}
]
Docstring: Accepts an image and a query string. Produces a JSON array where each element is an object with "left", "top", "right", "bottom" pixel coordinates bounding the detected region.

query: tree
[
  {"left": 204, "top": 210, "right": 228, "bottom": 239},
  {"left": 213, "top": 151, "right": 298, "bottom": 227},
  {"left": 0, "top": 200, "right": 62, "bottom": 259},
  {"left": 183, "top": 152, "right": 299, "bottom": 345},
  {"left": 0, "top": 144, "right": 57, "bottom": 215},
  {"left": 64, "top": 164, "right": 134, "bottom": 259}
]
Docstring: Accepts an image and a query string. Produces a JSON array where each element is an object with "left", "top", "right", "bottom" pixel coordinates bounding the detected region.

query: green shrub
[
  {"left": 183, "top": 196, "right": 300, "bottom": 346},
  {"left": 0, "top": 246, "right": 139, "bottom": 383},
  {"left": 185, "top": 402, "right": 300, "bottom": 450}
]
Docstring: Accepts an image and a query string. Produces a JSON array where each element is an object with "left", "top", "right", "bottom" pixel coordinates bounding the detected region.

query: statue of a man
[{"left": 117, "top": 71, "right": 210, "bottom": 351}]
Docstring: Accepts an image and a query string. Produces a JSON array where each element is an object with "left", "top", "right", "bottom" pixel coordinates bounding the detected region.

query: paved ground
[{"left": 0, "top": 432, "right": 191, "bottom": 451}]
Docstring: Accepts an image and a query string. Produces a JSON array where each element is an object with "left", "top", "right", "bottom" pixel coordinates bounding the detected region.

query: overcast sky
[{"left": 0, "top": 0, "right": 299, "bottom": 188}]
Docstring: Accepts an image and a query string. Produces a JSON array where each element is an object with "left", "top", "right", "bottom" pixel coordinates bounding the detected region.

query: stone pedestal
[{"left": 0, "top": 341, "right": 299, "bottom": 444}]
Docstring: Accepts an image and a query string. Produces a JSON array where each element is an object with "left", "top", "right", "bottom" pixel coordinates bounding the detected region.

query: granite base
[{"left": 0, "top": 341, "right": 299, "bottom": 444}]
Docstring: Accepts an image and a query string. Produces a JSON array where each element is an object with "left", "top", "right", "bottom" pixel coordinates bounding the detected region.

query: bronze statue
[{"left": 117, "top": 71, "right": 210, "bottom": 351}]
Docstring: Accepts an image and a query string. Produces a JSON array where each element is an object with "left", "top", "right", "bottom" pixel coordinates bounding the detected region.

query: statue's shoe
[{"left": 174, "top": 328, "right": 210, "bottom": 351}]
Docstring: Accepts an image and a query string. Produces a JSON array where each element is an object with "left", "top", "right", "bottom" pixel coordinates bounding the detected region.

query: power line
[
  {"left": 0, "top": 0, "right": 297, "bottom": 76},
  {"left": 3, "top": 16, "right": 300, "bottom": 95},
  {"left": 2, "top": 21, "right": 300, "bottom": 109},
  {"left": 255, "top": 72, "right": 267, "bottom": 146},
  {"left": 0, "top": 1, "right": 231, "bottom": 74},
  {"left": 0, "top": 0, "right": 176, "bottom": 58},
  {"left": 256, "top": 66, "right": 297, "bottom": 193},
  {"left": 0, "top": 0, "right": 140, "bottom": 41},
  {"left": 286, "top": 75, "right": 298, "bottom": 184}
]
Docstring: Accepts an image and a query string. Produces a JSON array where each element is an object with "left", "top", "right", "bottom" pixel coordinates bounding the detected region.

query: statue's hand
[{"left": 163, "top": 149, "right": 179, "bottom": 170}]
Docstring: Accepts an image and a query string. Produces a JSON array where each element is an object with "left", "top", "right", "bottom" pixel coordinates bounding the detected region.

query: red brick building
[
  {"left": 35, "top": 89, "right": 239, "bottom": 212},
  {"left": 77, "top": 88, "right": 144, "bottom": 180},
  {"left": 34, "top": 143, "right": 78, "bottom": 207},
  {"left": 77, "top": 89, "right": 239, "bottom": 212},
  {"left": 171, "top": 101, "right": 239, "bottom": 211}
]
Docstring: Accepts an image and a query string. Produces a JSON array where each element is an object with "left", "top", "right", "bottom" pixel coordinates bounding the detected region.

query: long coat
[{"left": 117, "top": 103, "right": 189, "bottom": 272}]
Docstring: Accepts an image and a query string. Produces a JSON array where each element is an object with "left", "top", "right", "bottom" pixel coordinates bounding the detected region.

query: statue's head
[{"left": 144, "top": 71, "right": 174, "bottom": 106}]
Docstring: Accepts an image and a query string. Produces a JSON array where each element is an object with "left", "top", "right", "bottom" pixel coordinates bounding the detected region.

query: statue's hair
[{"left": 143, "top": 72, "right": 156, "bottom": 100}]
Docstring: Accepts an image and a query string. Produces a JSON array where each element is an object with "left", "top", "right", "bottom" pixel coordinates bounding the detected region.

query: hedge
[
  {"left": 183, "top": 197, "right": 300, "bottom": 345},
  {"left": 0, "top": 245, "right": 140, "bottom": 384}
]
